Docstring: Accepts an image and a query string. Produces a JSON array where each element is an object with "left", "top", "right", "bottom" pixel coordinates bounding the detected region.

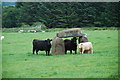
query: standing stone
[
  {"left": 78, "top": 33, "right": 88, "bottom": 43},
  {"left": 52, "top": 37, "right": 65, "bottom": 55}
]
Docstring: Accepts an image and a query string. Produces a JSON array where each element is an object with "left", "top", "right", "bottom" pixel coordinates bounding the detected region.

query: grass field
[{"left": 2, "top": 29, "right": 118, "bottom": 78}]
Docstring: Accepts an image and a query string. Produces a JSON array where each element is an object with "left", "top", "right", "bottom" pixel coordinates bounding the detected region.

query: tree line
[{"left": 2, "top": 2, "right": 119, "bottom": 28}]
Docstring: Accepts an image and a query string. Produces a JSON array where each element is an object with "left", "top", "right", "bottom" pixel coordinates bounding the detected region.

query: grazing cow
[
  {"left": 18, "top": 30, "right": 26, "bottom": 33},
  {"left": 78, "top": 42, "right": 93, "bottom": 54},
  {"left": 78, "top": 33, "right": 88, "bottom": 43},
  {"left": 28, "top": 30, "right": 36, "bottom": 33},
  {"left": 64, "top": 37, "right": 77, "bottom": 54},
  {"left": 32, "top": 39, "right": 52, "bottom": 56},
  {"left": 41, "top": 31, "right": 45, "bottom": 32},
  {"left": 0, "top": 36, "right": 4, "bottom": 40}
]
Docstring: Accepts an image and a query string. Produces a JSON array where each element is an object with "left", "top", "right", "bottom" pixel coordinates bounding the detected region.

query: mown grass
[{"left": 2, "top": 29, "right": 118, "bottom": 78}]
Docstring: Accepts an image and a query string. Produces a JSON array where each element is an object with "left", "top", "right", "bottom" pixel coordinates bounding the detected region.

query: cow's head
[
  {"left": 71, "top": 37, "right": 77, "bottom": 44},
  {"left": 78, "top": 44, "right": 83, "bottom": 48},
  {"left": 45, "top": 39, "right": 52, "bottom": 45}
]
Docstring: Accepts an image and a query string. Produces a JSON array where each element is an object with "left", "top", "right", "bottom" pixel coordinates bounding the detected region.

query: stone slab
[{"left": 56, "top": 28, "right": 83, "bottom": 38}]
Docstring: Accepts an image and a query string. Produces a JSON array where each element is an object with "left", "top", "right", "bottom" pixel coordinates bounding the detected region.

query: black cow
[
  {"left": 32, "top": 39, "right": 52, "bottom": 56},
  {"left": 64, "top": 37, "right": 77, "bottom": 54}
]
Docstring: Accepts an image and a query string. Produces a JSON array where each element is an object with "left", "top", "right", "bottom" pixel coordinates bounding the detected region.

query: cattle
[
  {"left": 32, "top": 39, "right": 52, "bottom": 56},
  {"left": 78, "top": 33, "right": 88, "bottom": 43},
  {"left": 28, "top": 30, "right": 36, "bottom": 33},
  {"left": 41, "top": 31, "right": 45, "bottom": 32},
  {"left": 78, "top": 42, "right": 93, "bottom": 54},
  {"left": 18, "top": 30, "right": 26, "bottom": 33},
  {"left": 0, "top": 36, "right": 4, "bottom": 40},
  {"left": 64, "top": 37, "right": 77, "bottom": 54}
]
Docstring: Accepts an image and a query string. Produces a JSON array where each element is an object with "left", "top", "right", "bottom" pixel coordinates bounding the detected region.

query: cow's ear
[
  {"left": 50, "top": 39, "right": 52, "bottom": 41},
  {"left": 79, "top": 36, "right": 82, "bottom": 38},
  {"left": 75, "top": 38, "right": 77, "bottom": 40}
]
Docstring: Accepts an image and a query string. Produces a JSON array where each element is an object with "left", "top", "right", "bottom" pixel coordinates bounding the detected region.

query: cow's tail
[{"left": 32, "top": 39, "right": 37, "bottom": 44}]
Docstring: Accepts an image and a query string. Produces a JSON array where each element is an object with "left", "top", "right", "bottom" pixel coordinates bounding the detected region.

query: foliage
[
  {"left": 2, "top": 2, "right": 120, "bottom": 28},
  {"left": 21, "top": 23, "right": 31, "bottom": 28},
  {"left": 2, "top": 6, "right": 20, "bottom": 28},
  {"left": 94, "top": 21, "right": 102, "bottom": 27},
  {"left": 32, "top": 22, "right": 46, "bottom": 29}
]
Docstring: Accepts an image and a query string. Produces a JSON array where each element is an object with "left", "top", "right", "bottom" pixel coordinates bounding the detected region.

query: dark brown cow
[{"left": 64, "top": 37, "right": 77, "bottom": 54}]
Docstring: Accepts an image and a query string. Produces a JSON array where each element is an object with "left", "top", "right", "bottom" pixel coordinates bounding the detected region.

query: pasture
[{"left": 2, "top": 28, "right": 118, "bottom": 78}]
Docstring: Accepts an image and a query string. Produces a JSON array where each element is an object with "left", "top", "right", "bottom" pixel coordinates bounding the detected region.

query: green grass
[
  {"left": 2, "top": 29, "right": 118, "bottom": 78},
  {"left": 1, "top": 27, "right": 118, "bottom": 33}
]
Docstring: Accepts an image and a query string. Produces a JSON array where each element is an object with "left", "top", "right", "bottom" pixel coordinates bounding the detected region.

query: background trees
[
  {"left": 2, "top": 2, "right": 119, "bottom": 28},
  {"left": 2, "top": 6, "right": 20, "bottom": 28}
]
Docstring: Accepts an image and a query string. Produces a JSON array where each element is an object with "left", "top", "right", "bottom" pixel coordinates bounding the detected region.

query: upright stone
[
  {"left": 52, "top": 37, "right": 65, "bottom": 55},
  {"left": 78, "top": 33, "right": 88, "bottom": 43}
]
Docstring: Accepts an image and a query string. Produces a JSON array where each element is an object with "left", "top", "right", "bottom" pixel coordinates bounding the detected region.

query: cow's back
[
  {"left": 33, "top": 39, "right": 47, "bottom": 51},
  {"left": 80, "top": 42, "right": 92, "bottom": 49},
  {"left": 64, "top": 39, "right": 72, "bottom": 50}
]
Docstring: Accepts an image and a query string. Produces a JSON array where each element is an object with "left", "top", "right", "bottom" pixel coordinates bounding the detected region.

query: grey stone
[
  {"left": 56, "top": 28, "right": 83, "bottom": 38},
  {"left": 52, "top": 37, "right": 65, "bottom": 55}
]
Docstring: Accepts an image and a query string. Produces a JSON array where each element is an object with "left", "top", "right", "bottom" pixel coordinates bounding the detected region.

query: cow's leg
[
  {"left": 70, "top": 50, "right": 72, "bottom": 54},
  {"left": 46, "top": 51, "right": 48, "bottom": 56},
  {"left": 33, "top": 47, "right": 35, "bottom": 54},
  {"left": 75, "top": 50, "right": 76, "bottom": 54},
  {"left": 36, "top": 49, "right": 39, "bottom": 55},
  {"left": 79, "top": 49, "right": 81, "bottom": 54},
  {"left": 48, "top": 50, "right": 50, "bottom": 56},
  {"left": 81, "top": 49, "right": 84, "bottom": 54},
  {"left": 75, "top": 49, "right": 77, "bottom": 54},
  {"left": 80, "top": 48, "right": 82, "bottom": 54},
  {"left": 65, "top": 50, "right": 67, "bottom": 54},
  {"left": 88, "top": 50, "right": 90, "bottom": 54},
  {"left": 91, "top": 50, "right": 93, "bottom": 54},
  {"left": 47, "top": 51, "right": 49, "bottom": 56},
  {"left": 91, "top": 48, "right": 93, "bottom": 54}
]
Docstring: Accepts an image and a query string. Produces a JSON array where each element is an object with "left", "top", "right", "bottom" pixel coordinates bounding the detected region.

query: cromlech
[{"left": 52, "top": 28, "right": 87, "bottom": 55}]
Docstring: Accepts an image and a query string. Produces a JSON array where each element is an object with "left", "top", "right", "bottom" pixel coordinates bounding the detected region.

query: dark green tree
[
  {"left": 2, "top": 6, "right": 20, "bottom": 28},
  {"left": 2, "top": 2, "right": 119, "bottom": 28}
]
